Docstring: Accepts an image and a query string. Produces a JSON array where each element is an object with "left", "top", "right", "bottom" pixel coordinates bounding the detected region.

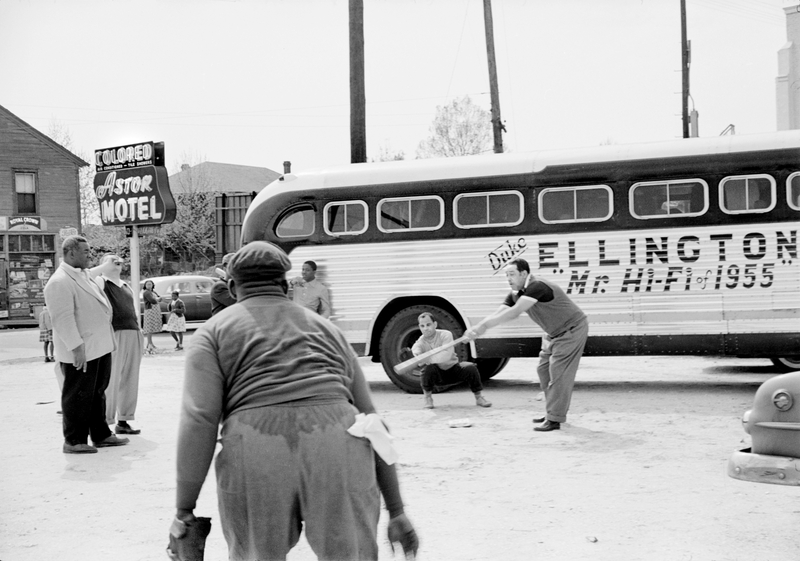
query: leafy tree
[
  {"left": 416, "top": 96, "right": 493, "bottom": 159},
  {"left": 159, "top": 191, "right": 216, "bottom": 272},
  {"left": 155, "top": 153, "right": 217, "bottom": 272}
]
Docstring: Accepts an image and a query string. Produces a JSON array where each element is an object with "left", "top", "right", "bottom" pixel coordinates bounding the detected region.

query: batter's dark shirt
[{"left": 503, "top": 278, "right": 586, "bottom": 337}]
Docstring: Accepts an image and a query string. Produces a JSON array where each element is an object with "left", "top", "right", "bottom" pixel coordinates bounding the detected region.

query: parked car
[
  {"left": 728, "top": 371, "right": 800, "bottom": 486},
  {"left": 139, "top": 275, "right": 217, "bottom": 323}
]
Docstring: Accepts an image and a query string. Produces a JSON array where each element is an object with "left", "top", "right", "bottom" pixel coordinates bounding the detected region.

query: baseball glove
[{"left": 166, "top": 516, "right": 212, "bottom": 561}]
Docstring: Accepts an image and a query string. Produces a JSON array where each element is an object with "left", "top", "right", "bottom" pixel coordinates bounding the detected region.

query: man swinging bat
[
  {"left": 409, "top": 312, "right": 492, "bottom": 410},
  {"left": 465, "top": 258, "right": 588, "bottom": 432}
]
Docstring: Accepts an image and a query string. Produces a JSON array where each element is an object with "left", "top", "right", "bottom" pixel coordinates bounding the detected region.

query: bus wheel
[
  {"left": 771, "top": 357, "right": 800, "bottom": 372},
  {"left": 476, "top": 357, "right": 510, "bottom": 381},
  {"left": 379, "top": 305, "right": 467, "bottom": 394}
]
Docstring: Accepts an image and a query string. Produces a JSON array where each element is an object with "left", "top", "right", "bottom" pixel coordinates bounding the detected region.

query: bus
[{"left": 241, "top": 131, "right": 800, "bottom": 393}]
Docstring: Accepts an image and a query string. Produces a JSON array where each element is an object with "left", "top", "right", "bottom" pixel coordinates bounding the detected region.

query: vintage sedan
[
  {"left": 139, "top": 275, "right": 217, "bottom": 323},
  {"left": 728, "top": 371, "right": 800, "bottom": 486}
]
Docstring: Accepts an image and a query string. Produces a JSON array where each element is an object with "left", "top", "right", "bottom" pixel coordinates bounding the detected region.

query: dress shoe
[
  {"left": 63, "top": 442, "right": 97, "bottom": 454},
  {"left": 475, "top": 396, "right": 492, "bottom": 408},
  {"left": 115, "top": 423, "right": 141, "bottom": 435},
  {"left": 534, "top": 420, "right": 561, "bottom": 432},
  {"left": 94, "top": 435, "right": 130, "bottom": 448},
  {"left": 532, "top": 416, "right": 546, "bottom": 423}
]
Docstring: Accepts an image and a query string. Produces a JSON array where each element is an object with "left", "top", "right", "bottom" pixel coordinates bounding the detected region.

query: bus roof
[{"left": 255, "top": 130, "right": 800, "bottom": 201}]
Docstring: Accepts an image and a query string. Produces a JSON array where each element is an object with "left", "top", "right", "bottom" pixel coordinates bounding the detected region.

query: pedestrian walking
[
  {"left": 141, "top": 279, "right": 162, "bottom": 353},
  {"left": 163, "top": 291, "right": 186, "bottom": 350},
  {"left": 38, "top": 305, "right": 54, "bottom": 362}
]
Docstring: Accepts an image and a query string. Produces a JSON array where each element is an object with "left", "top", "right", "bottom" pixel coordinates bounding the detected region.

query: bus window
[
  {"left": 788, "top": 172, "right": 800, "bottom": 210},
  {"left": 539, "top": 186, "right": 612, "bottom": 223},
  {"left": 631, "top": 180, "right": 706, "bottom": 219},
  {"left": 378, "top": 196, "right": 443, "bottom": 232},
  {"left": 454, "top": 191, "right": 523, "bottom": 228},
  {"left": 720, "top": 175, "right": 775, "bottom": 213},
  {"left": 325, "top": 201, "right": 367, "bottom": 236},
  {"left": 276, "top": 205, "right": 315, "bottom": 238}
]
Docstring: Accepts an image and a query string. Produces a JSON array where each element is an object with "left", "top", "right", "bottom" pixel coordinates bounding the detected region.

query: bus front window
[{"left": 276, "top": 205, "right": 315, "bottom": 238}]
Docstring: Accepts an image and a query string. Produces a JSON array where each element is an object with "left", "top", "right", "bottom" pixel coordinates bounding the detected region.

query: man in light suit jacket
[{"left": 44, "top": 235, "right": 130, "bottom": 454}]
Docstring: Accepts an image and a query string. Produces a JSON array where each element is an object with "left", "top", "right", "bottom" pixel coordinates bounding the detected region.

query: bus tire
[
  {"left": 771, "top": 357, "right": 800, "bottom": 372},
  {"left": 379, "top": 305, "right": 468, "bottom": 394},
  {"left": 475, "top": 357, "right": 510, "bottom": 381}
]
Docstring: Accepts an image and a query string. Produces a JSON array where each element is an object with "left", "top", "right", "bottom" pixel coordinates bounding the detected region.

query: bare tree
[
  {"left": 416, "top": 96, "right": 493, "bottom": 159},
  {"left": 47, "top": 120, "right": 99, "bottom": 225},
  {"left": 370, "top": 142, "right": 405, "bottom": 162}
]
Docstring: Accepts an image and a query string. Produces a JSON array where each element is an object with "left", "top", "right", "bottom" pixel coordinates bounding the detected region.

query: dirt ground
[{"left": 1, "top": 327, "right": 799, "bottom": 561}]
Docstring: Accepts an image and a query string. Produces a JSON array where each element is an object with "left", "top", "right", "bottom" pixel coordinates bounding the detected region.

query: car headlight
[
  {"left": 742, "top": 410, "right": 751, "bottom": 434},
  {"left": 772, "top": 390, "right": 793, "bottom": 412}
]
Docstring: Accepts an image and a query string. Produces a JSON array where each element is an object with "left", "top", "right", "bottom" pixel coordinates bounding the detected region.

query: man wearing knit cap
[{"left": 172, "top": 241, "right": 418, "bottom": 560}]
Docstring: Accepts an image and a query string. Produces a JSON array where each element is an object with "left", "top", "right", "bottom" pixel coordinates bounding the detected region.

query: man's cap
[
  {"left": 221, "top": 252, "right": 236, "bottom": 267},
  {"left": 228, "top": 241, "right": 291, "bottom": 283}
]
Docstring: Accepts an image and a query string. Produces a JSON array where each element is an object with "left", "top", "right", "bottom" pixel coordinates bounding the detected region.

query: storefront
[{"left": 0, "top": 218, "right": 57, "bottom": 323}]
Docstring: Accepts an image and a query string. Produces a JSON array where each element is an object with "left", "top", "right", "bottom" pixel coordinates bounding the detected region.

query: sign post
[{"left": 93, "top": 141, "right": 176, "bottom": 295}]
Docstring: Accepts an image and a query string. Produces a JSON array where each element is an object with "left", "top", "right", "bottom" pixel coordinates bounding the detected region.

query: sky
[{"left": 0, "top": 0, "right": 791, "bottom": 175}]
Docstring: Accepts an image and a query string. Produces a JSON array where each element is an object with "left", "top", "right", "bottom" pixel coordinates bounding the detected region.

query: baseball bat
[{"left": 393, "top": 334, "right": 471, "bottom": 375}]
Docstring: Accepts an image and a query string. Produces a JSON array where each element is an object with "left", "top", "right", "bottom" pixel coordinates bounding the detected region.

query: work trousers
[
  {"left": 537, "top": 318, "right": 589, "bottom": 423},
  {"left": 60, "top": 353, "right": 113, "bottom": 446},
  {"left": 421, "top": 362, "right": 483, "bottom": 393},
  {"left": 216, "top": 400, "right": 380, "bottom": 561},
  {"left": 105, "top": 329, "right": 143, "bottom": 425}
]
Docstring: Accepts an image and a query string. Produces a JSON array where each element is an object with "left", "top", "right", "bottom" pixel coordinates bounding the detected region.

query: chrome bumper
[{"left": 728, "top": 448, "right": 800, "bottom": 486}]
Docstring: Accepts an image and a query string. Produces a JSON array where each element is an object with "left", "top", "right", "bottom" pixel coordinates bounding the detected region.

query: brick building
[{"left": 0, "top": 104, "right": 88, "bottom": 325}]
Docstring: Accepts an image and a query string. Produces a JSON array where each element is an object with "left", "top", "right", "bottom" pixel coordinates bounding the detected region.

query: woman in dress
[
  {"left": 163, "top": 290, "right": 186, "bottom": 350},
  {"left": 142, "top": 280, "right": 163, "bottom": 353}
]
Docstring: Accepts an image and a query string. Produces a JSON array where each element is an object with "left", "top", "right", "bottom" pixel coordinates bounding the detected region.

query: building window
[
  {"left": 325, "top": 201, "right": 368, "bottom": 236},
  {"left": 377, "top": 196, "right": 443, "bottom": 232},
  {"left": 454, "top": 191, "right": 523, "bottom": 228},
  {"left": 15, "top": 172, "right": 37, "bottom": 214},
  {"left": 630, "top": 179, "right": 707, "bottom": 219},
  {"left": 539, "top": 186, "right": 612, "bottom": 223},
  {"left": 720, "top": 174, "right": 775, "bottom": 213}
]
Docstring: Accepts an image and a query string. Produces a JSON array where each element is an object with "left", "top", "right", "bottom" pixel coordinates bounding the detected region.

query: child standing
[
  {"left": 38, "top": 306, "right": 54, "bottom": 362},
  {"left": 163, "top": 291, "right": 186, "bottom": 350}
]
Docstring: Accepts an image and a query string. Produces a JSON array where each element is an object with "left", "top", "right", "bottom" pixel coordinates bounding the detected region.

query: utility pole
[
  {"left": 349, "top": 0, "right": 367, "bottom": 163},
  {"left": 483, "top": 0, "right": 504, "bottom": 153},
  {"left": 680, "top": 0, "right": 690, "bottom": 139}
]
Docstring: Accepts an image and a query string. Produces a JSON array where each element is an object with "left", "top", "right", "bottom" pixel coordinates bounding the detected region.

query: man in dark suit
[
  {"left": 210, "top": 252, "right": 236, "bottom": 316},
  {"left": 44, "top": 235, "right": 129, "bottom": 454}
]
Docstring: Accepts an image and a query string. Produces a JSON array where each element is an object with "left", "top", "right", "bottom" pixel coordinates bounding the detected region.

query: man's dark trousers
[
  {"left": 421, "top": 362, "right": 483, "bottom": 393},
  {"left": 61, "top": 353, "right": 113, "bottom": 445}
]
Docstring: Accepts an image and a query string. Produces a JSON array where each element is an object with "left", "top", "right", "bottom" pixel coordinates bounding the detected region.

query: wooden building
[{"left": 0, "top": 104, "right": 88, "bottom": 325}]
